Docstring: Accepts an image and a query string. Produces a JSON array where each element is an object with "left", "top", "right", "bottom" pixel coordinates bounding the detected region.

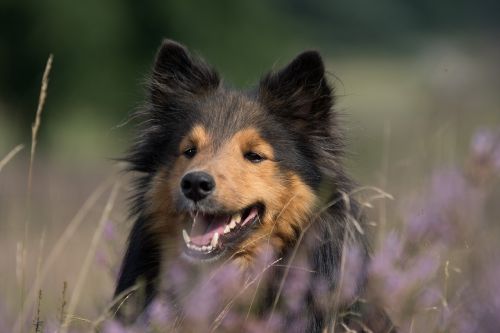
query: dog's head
[{"left": 128, "top": 40, "right": 342, "bottom": 265}]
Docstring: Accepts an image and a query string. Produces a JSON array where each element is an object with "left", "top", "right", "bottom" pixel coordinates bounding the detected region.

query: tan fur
[
  {"left": 144, "top": 168, "right": 185, "bottom": 262},
  {"left": 147, "top": 125, "right": 317, "bottom": 266},
  {"left": 179, "top": 125, "right": 210, "bottom": 153}
]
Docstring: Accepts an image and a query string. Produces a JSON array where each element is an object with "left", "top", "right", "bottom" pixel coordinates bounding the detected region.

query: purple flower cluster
[
  {"left": 368, "top": 128, "right": 500, "bottom": 332},
  {"left": 102, "top": 244, "right": 296, "bottom": 332},
  {"left": 96, "top": 128, "right": 500, "bottom": 333},
  {"left": 5, "top": 129, "right": 499, "bottom": 333}
]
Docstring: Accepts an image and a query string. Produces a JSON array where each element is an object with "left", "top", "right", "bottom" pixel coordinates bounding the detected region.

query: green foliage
[{"left": 0, "top": 0, "right": 498, "bottom": 148}]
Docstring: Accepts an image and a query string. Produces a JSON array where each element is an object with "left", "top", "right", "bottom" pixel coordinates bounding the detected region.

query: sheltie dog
[{"left": 114, "top": 39, "right": 394, "bottom": 332}]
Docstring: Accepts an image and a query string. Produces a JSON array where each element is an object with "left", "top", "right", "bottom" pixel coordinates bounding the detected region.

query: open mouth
[{"left": 182, "top": 204, "right": 263, "bottom": 261}]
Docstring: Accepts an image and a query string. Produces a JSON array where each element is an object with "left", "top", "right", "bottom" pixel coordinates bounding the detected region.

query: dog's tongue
[{"left": 190, "top": 213, "right": 230, "bottom": 246}]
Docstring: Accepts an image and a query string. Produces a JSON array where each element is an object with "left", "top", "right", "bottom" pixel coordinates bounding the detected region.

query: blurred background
[{"left": 1, "top": 0, "right": 500, "bottom": 330}]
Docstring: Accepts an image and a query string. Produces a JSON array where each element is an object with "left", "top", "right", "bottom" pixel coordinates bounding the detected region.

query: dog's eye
[
  {"left": 183, "top": 147, "right": 197, "bottom": 158},
  {"left": 244, "top": 152, "right": 265, "bottom": 163}
]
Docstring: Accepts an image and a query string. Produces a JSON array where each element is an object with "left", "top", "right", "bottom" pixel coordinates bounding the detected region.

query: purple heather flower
[
  {"left": 165, "top": 260, "right": 190, "bottom": 291},
  {"left": 493, "top": 144, "right": 500, "bottom": 170},
  {"left": 473, "top": 258, "right": 500, "bottom": 318},
  {"left": 147, "top": 299, "right": 172, "bottom": 327},
  {"left": 102, "top": 320, "right": 135, "bottom": 333},
  {"left": 470, "top": 128, "right": 500, "bottom": 173},
  {"left": 370, "top": 232, "right": 403, "bottom": 278},
  {"left": 405, "top": 168, "right": 484, "bottom": 246},
  {"left": 281, "top": 256, "right": 312, "bottom": 313},
  {"left": 471, "top": 129, "right": 496, "bottom": 156},
  {"left": 311, "top": 277, "right": 330, "bottom": 314},
  {"left": 415, "top": 286, "right": 441, "bottom": 309},
  {"left": 338, "top": 244, "right": 365, "bottom": 304},
  {"left": 181, "top": 261, "right": 242, "bottom": 327},
  {"left": 405, "top": 251, "right": 440, "bottom": 283},
  {"left": 103, "top": 220, "right": 117, "bottom": 241},
  {"left": 183, "top": 281, "right": 220, "bottom": 324},
  {"left": 369, "top": 230, "right": 441, "bottom": 319},
  {"left": 95, "top": 249, "right": 109, "bottom": 268}
]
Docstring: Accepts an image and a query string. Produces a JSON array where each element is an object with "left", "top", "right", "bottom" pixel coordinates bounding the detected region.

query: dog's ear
[
  {"left": 150, "top": 39, "right": 219, "bottom": 105},
  {"left": 259, "top": 51, "right": 333, "bottom": 134}
]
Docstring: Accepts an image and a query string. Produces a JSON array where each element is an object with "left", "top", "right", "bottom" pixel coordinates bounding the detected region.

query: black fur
[
  {"left": 113, "top": 216, "right": 160, "bottom": 312},
  {"left": 114, "top": 39, "right": 395, "bottom": 332}
]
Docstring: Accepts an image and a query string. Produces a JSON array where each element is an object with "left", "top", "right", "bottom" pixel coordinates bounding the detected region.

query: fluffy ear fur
[
  {"left": 126, "top": 40, "right": 219, "bottom": 175},
  {"left": 258, "top": 51, "right": 334, "bottom": 134},
  {"left": 149, "top": 39, "right": 220, "bottom": 106}
]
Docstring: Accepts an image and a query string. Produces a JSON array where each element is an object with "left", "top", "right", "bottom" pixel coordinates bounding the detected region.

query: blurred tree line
[{"left": 0, "top": 0, "right": 498, "bottom": 144}]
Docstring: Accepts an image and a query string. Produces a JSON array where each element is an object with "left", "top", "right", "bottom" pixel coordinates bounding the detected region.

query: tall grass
[
  {"left": 19, "top": 54, "right": 52, "bottom": 333},
  {"left": 0, "top": 144, "right": 24, "bottom": 173},
  {"left": 1, "top": 53, "right": 499, "bottom": 332}
]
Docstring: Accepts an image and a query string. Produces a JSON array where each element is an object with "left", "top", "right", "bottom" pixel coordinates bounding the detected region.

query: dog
[{"left": 113, "top": 39, "right": 394, "bottom": 332}]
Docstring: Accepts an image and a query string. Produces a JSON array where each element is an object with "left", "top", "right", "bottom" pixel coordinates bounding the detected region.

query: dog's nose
[{"left": 180, "top": 172, "right": 215, "bottom": 201}]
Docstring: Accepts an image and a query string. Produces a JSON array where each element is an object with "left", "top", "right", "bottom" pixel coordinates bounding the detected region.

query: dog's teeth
[
  {"left": 224, "top": 225, "right": 230, "bottom": 234},
  {"left": 182, "top": 229, "right": 191, "bottom": 244},
  {"left": 228, "top": 213, "right": 241, "bottom": 228},
  {"left": 211, "top": 232, "right": 219, "bottom": 248},
  {"left": 232, "top": 213, "right": 242, "bottom": 224},
  {"left": 202, "top": 246, "right": 208, "bottom": 251},
  {"left": 207, "top": 245, "right": 213, "bottom": 251},
  {"left": 228, "top": 220, "right": 237, "bottom": 230}
]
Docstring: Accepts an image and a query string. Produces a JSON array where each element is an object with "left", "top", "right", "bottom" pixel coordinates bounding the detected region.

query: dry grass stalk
[
  {"left": 13, "top": 177, "right": 112, "bottom": 333},
  {"left": 33, "top": 289, "right": 43, "bottom": 333},
  {"left": 35, "top": 228, "right": 46, "bottom": 287},
  {"left": 210, "top": 257, "right": 283, "bottom": 332},
  {"left": 60, "top": 180, "right": 121, "bottom": 333},
  {"left": 92, "top": 283, "right": 141, "bottom": 329},
  {"left": 59, "top": 281, "right": 68, "bottom": 327},
  {"left": 0, "top": 144, "right": 24, "bottom": 173},
  {"left": 19, "top": 54, "right": 53, "bottom": 333}
]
